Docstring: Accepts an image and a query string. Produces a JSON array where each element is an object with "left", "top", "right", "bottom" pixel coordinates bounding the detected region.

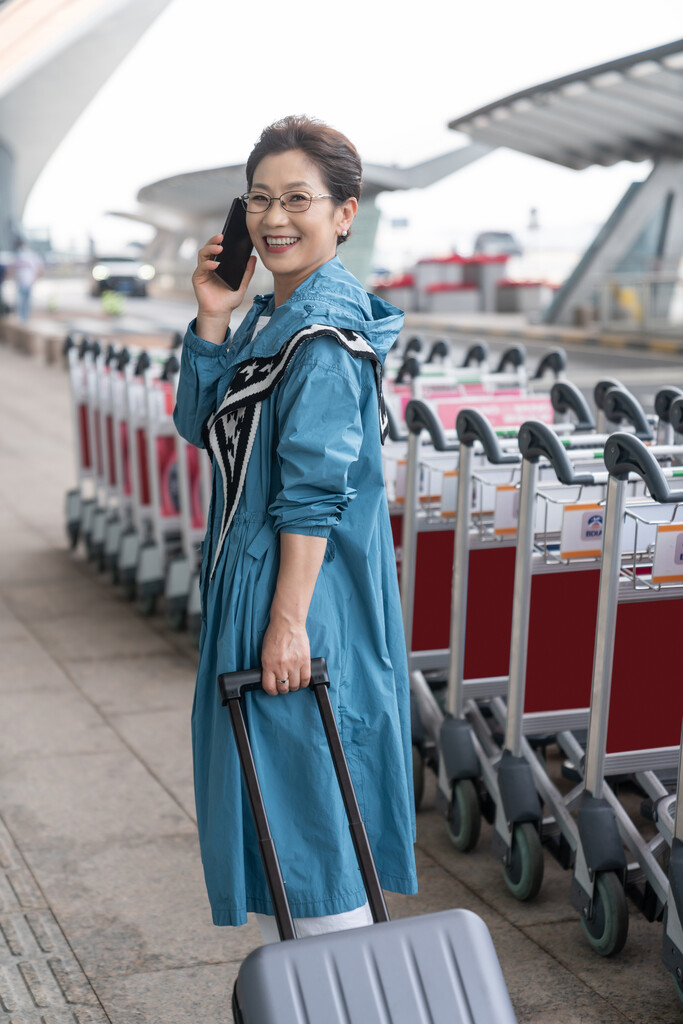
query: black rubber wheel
[
  {"left": 137, "top": 593, "right": 157, "bottom": 617},
  {"left": 446, "top": 778, "right": 481, "bottom": 852},
  {"left": 503, "top": 822, "right": 544, "bottom": 901},
  {"left": 412, "top": 744, "right": 424, "bottom": 812},
  {"left": 122, "top": 579, "right": 137, "bottom": 602},
  {"left": 674, "top": 974, "right": 683, "bottom": 1005},
  {"left": 581, "top": 870, "right": 629, "bottom": 957},
  {"left": 67, "top": 523, "right": 79, "bottom": 550},
  {"left": 167, "top": 608, "right": 186, "bottom": 632}
]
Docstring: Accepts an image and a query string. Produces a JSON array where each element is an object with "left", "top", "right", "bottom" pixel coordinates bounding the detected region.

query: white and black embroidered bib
[{"left": 202, "top": 324, "right": 389, "bottom": 579}]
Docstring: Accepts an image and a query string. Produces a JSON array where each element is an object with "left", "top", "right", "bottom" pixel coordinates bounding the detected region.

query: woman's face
[{"left": 246, "top": 149, "right": 356, "bottom": 300}]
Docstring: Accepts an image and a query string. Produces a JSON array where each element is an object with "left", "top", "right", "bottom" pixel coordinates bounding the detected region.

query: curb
[{"left": 403, "top": 314, "right": 683, "bottom": 356}]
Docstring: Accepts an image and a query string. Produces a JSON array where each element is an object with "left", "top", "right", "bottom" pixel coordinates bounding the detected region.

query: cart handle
[
  {"left": 656, "top": 387, "right": 683, "bottom": 424},
  {"left": 218, "top": 657, "right": 330, "bottom": 702},
  {"left": 116, "top": 347, "right": 131, "bottom": 372},
  {"left": 494, "top": 345, "right": 525, "bottom": 373},
  {"left": 593, "top": 377, "right": 623, "bottom": 411},
  {"left": 404, "top": 398, "right": 456, "bottom": 451},
  {"left": 462, "top": 341, "right": 488, "bottom": 367},
  {"left": 604, "top": 433, "right": 683, "bottom": 502},
  {"left": 395, "top": 355, "right": 420, "bottom": 383},
  {"left": 161, "top": 354, "right": 180, "bottom": 381},
  {"left": 532, "top": 348, "right": 566, "bottom": 380},
  {"left": 670, "top": 397, "right": 683, "bottom": 435},
  {"left": 456, "top": 408, "right": 520, "bottom": 464},
  {"left": 602, "top": 386, "right": 653, "bottom": 441},
  {"left": 385, "top": 402, "right": 407, "bottom": 443},
  {"left": 62, "top": 333, "right": 76, "bottom": 357},
  {"left": 134, "top": 351, "right": 151, "bottom": 376},
  {"left": 426, "top": 339, "right": 449, "bottom": 363},
  {"left": 550, "top": 381, "right": 595, "bottom": 432},
  {"left": 404, "top": 336, "right": 423, "bottom": 355},
  {"left": 518, "top": 420, "right": 597, "bottom": 485}
]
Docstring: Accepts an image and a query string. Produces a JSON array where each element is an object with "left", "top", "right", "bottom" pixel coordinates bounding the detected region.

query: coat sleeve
[
  {"left": 173, "top": 319, "right": 231, "bottom": 448},
  {"left": 269, "top": 337, "right": 366, "bottom": 537}
]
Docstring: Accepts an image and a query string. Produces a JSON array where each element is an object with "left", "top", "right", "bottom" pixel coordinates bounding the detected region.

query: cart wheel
[
  {"left": 412, "top": 744, "right": 424, "bottom": 811},
  {"left": 111, "top": 565, "right": 120, "bottom": 585},
  {"left": 167, "top": 608, "right": 186, "bottom": 632},
  {"left": 67, "top": 523, "right": 79, "bottom": 549},
  {"left": 138, "top": 593, "right": 157, "bottom": 617},
  {"left": 446, "top": 779, "right": 481, "bottom": 852},
  {"left": 674, "top": 974, "right": 683, "bottom": 1005},
  {"left": 581, "top": 871, "right": 628, "bottom": 956},
  {"left": 503, "top": 822, "right": 544, "bottom": 901},
  {"left": 122, "top": 579, "right": 136, "bottom": 601}
]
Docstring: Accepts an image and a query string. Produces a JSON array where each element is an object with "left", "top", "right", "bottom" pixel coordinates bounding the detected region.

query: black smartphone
[{"left": 213, "top": 198, "right": 253, "bottom": 290}]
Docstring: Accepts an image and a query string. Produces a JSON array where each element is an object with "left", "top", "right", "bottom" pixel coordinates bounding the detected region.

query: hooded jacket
[{"left": 174, "top": 255, "right": 417, "bottom": 926}]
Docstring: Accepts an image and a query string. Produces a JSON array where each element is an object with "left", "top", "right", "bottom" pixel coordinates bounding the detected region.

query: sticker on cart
[
  {"left": 440, "top": 471, "right": 458, "bottom": 518},
  {"left": 560, "top": 503, "right": 604, "bottom": 559},
  {"left": 494, "top": 485, "right": 519, "bottom": 536},
  {"left": 652, "top": 524, "right": 683, "bottom": 583}
]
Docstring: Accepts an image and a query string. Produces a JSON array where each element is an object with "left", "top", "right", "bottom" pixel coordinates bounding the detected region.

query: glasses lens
[
  {"left": 244, "top": 193, "right": 271, "bottom": 213},
  {"left": 281, "top": 192, "right": 312, "bottom": 213}
]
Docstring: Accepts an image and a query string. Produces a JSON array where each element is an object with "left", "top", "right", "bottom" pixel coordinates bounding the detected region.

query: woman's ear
[{"left": 337, "top": 197, "right": 358, "bottom": 236}]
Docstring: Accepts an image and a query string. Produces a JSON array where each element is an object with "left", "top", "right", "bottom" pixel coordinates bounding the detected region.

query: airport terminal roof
[
  {"left": 136, "top": 145, "right": 492, "bottom": 218},
  {"left": 448, "top": 39, "right": 683, "bottom": 170}
]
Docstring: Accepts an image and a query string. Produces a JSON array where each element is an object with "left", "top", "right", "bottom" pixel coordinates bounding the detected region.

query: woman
[{"left": 174, "top": 115, "right": 417, "bottom": 941}]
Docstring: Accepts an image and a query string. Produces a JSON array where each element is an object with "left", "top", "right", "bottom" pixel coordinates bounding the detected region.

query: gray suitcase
[{"left": 218, "top": 658, "right": 518, "bottom": 1024}]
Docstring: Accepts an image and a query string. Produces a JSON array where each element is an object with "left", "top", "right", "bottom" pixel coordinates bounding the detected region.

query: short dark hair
[{"left": 245, "top": 115, "right": 362, "bottom": 245}]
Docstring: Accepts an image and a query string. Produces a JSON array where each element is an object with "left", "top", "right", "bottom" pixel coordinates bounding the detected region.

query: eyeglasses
[{"left": 240, "top": 190, "right": 334, "bottom": 214}]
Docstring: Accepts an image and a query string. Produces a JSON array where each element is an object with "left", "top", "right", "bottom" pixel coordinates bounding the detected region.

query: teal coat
[{"left": 174, "top": 256, "right": 417, "bottom": 926}]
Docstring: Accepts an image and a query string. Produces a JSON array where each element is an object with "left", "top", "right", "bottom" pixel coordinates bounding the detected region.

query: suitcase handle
[
  {"left": 217, "top": 657, "right": 390, "bottom": 940},
  {"left": 217, "top": 656, "right": 331, "bottom": 703}
]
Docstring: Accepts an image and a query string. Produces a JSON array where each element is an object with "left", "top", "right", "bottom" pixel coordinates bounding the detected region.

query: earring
[{"left": 340, "top": 230, "right": 348, "bottom": 237}]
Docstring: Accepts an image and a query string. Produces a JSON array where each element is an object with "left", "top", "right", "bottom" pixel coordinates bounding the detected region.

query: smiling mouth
[{"left": 264, "top": 236, "right": 300, "bottom": 251}]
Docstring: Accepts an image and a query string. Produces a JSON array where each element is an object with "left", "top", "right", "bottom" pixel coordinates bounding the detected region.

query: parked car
[
  {"left": 473, "top": 232, "right": 523, "bottom": 258},
  {"left": 90, "top": 255, "right": 155, "bottom": 297}
]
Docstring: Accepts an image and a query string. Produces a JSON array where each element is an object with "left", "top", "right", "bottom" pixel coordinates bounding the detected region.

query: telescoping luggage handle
[{"left": 217, "top": 657, "right": 390, "bottom": 942}]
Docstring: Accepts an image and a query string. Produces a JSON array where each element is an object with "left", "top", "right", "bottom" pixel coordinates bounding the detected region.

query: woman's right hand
[{"left": 192, "top": 235, "right": 256, "bottom": 342}]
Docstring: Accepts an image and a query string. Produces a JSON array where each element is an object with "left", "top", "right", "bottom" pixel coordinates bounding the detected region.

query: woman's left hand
[{"left": 261, "top": 611, "right": 311, "bottom": 696}]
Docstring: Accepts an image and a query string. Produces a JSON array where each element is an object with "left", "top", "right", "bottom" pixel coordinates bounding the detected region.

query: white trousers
[{"left": 254, "top": 900, "right": 373, "bottom": 943}]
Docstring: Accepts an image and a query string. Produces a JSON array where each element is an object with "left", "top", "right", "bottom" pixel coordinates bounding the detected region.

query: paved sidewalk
[{"left": 0, "top": 342, "right": 679, "bottom": 1023}]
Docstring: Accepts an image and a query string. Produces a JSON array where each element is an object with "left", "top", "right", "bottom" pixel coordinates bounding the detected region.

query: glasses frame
[{"left": 240, "top": 190, "right": 334, "bottom": 214}]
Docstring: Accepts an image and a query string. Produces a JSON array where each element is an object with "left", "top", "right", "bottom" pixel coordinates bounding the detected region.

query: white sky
[{"left": 22, "top": 0, "right": 683, "bottom": 274}]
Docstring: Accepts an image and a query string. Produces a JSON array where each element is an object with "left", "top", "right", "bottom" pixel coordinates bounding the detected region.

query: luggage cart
[
  {"left": 133, "top": 353, "right": 183, "bottom": 615},
  {"left": 163, "top": 429, "right": 208, "bottom": 631},
  {"left": 569, "top": 433, "right": 683, "bottom": 956},
  {"left": 88, "top": 344, "right": 121, "bottom": 569},
  {"left": 103, "top": 347, "right": 135, "bottom": 580},
  {"left": 64, "top": 336, "right": 97, "bottom": 550},
  {"left": 656, "top": 723, "right": 683, "bottom": 1001}
]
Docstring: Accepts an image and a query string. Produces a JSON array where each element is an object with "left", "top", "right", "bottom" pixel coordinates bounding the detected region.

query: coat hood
[{"left": 229, "top": 256, "right": 404, "bottom": 367}]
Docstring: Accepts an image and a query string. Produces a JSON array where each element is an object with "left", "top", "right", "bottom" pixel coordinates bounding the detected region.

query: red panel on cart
[
  {"left": 464, "top": 546, "right": 516, "bottom": 678},
  {"left": 607, "top": 596, "right": 683, "bottom": 753},
  {"left": 106, "top": 415, "right": 116, "bottom": 487},
  {"left": 94, "top": 411, "right": 103, "bottom": 477},
  {"left": 525, "top": 569, "right": 600, "bottom": 714},
  {"left": 136, "top": 429, "right": 151, "bottom": 506},
  {"left": 78, "top": 405, "right": 91, "bottom": 470},
  {"left": 390, "top": 510, "right": 515, "bottom": 676}
]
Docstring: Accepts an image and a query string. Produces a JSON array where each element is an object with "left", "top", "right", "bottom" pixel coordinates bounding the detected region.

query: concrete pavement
[{"left": 0, "top": 341, "right": 680, "bottom": 1023}]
